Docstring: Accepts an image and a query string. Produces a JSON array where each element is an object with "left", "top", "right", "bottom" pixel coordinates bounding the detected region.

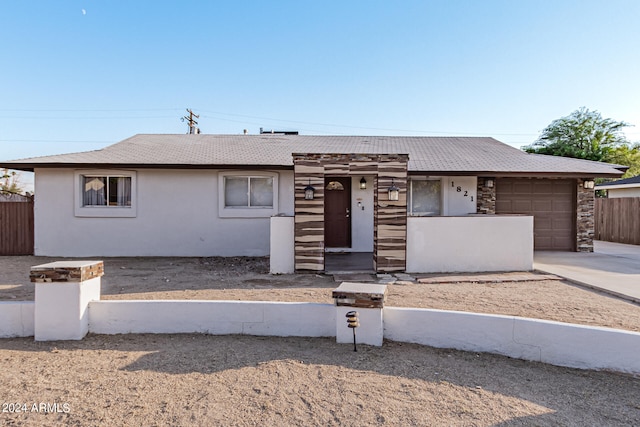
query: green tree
[
  {"left": 524, "top": 107, "right": 630, "bottom": 162},
  {"left": 607, "top": 143, "right": 640, "bottom": 178},
  {"left": 1, "top": 168, "right": 24, "bottom": 195}
]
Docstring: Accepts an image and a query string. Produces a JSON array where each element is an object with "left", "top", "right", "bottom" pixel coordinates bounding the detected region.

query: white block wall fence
[
  {"left": 90, "top": 300, "right": 335, "bottom": 337},
  {"left": 406, "top": 215, "right": 534, "bottom": 273},
  {"left": 383, "top": 308, "right": 640, "bottom": 374},
  {"left": 269, "top": 215, "right": 295, "bottom": 274},
  {"left": 269, "top": 215, "right": 535, "bottom": 275},
  {"left": 0, "top": 301, "right": 34, "bottom": 337},
  {"left": 1, "top": 260, "right": 639, "bottom": 375}
]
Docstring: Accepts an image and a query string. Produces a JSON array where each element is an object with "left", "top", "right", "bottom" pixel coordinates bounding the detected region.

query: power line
[
  {"left": 0, "top": 139, "right": 112, "bottom": 143},
  {"left": 0, "top": 107, "right": 635, "bottom": 140},
  {"left": 0, "top": 107, "right": 183, "bottom": 120},
  {"left": 197, "top": 110, "right": 541, "bottom": 137},
  {"left": 0, "top": 108, "right": 183, "bottom": 112},
  {"left": 9, "top": 107, "right": 639, "bottom": 142},
  {"left": 0, "top": 106, "right": 556, "bottom": 137},
  {"left": 0, "top": 115, "right": 178, "bottom": 120}
]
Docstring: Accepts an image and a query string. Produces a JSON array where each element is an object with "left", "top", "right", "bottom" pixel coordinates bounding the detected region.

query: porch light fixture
[
  {"left": 359, "top": 177, "right": 367, "bottom": 190},
  {"left": 304, "top": 179, "right": 316, "bottom": 200},
  {"left": 583, "top": 180, "right": 595, "bottom": 189},
  {"left": 485, "top": 178, "right": 494, "bottom": 188},
  {"left": 388, "top": 179, "right": 399, "bottom": 201}
]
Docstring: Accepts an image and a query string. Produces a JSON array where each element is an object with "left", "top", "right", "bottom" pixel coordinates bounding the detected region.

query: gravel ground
[
  {"left": 1, "top": 256, "right": 639, "bottom": 426},
  {"left": 2, "top": 256, "right": 640, "bottom": 332}
]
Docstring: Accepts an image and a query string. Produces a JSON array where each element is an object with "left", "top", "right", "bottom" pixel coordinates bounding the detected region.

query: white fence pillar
[
  {"left": 31, "top": 261, "right": 103, "bottom": 341},
  {"left": 270, "top": 215, "right": 295, "bottom": 274},
  {"left": 333, "top": 282, "right": 387, "bottom": 346}
]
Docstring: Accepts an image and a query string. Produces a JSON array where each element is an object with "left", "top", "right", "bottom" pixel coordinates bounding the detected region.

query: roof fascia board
[
  {"left": 407, "top": 171, "right": 623, "bottom": 178},
  {"left": 13, "top": 164, "right": 293, "bottom": 171},
  {"left": 596, "top": 183, "right": 640, "bottom": 190}
]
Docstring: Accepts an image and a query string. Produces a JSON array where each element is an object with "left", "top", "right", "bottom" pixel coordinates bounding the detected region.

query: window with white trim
[
  {"left": 224, "top": 176, "right": 273, "bottom": 208},
  {"left": 218, "top": 172, "right": 278, "bottom": 217},
  {"left": 408, "top": 178, "right": 441, "bottom": 216},
  {"left": 74, "top": 170, "right": 137, "bottom": 217},
  {"left": 82, "top": 176, "right": 132, "bottom": 207}
]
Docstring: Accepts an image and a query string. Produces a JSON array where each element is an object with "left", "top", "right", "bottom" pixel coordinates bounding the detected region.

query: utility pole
[{"left": 181, "top": 108, "right": 200, "bottom": 134}]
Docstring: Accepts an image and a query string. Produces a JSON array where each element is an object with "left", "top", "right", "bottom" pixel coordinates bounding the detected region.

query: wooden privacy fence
[
  {"left": 595, "top": 197, "right": 640, "bottom": 246},
  {"left": 0, "top": 200, "right": 34, "bottom": 255}
]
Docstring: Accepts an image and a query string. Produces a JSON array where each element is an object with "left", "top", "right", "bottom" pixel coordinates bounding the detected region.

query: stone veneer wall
[
  {"left": 476, "top": 178, "right": 496, "bottom": 214},
  {"left": 293, "top": 153, "right": 408, "bottom": 273},
  {"left": 576, "top": 178, "right": 595, "bottom": 252}
]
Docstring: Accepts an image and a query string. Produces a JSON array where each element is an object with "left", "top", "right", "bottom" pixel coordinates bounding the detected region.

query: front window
[
  {"left": 74, "top": 170, "right": 137, "bottom": 217},
  {"left": 82, "top": 176, "right": 132, "bottom": 207},
  {"left": 224, "top": 176, "right": 273, "bottom": 208},
  {"left": 218, "top": 171, "right": 279, "bottom": 217},
  {"left": 409, "top": 178, "right": 441, "bottom": 216}
]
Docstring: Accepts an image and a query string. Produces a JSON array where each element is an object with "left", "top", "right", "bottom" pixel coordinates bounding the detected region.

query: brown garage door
[{"left": 496, "top": 179, "right": 575, "bottom": 251}]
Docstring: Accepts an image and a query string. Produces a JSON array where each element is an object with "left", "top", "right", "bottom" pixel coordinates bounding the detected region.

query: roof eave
[
  {"left": 408, "top": 170, "right": 624, "bottom": 178},
  {"left": 596, "top": 183, "right": 640, "bottom": 190},
  {"left": 2, "top": 163, "right": 294, "bottom": 172}
]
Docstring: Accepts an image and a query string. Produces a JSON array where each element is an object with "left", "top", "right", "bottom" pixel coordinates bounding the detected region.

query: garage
[{"left": 496, "top": 178, "right": 576, "bottom": 251}]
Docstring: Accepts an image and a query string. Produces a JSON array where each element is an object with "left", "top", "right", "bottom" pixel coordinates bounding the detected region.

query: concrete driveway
[{"left": 534, "top": 241, "right": 640, "bottom": 303}]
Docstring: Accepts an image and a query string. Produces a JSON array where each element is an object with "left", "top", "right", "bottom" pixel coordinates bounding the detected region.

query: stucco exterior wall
[
  {"left": 607, "top": 187, "right": 640, "bottom": 198},
  {"left": 350, "top": 176, "right": 374, "bottom": 252},
  {"left": 406, "top": 215, "right": 533, "bottom": 272},
  {"left": 34, "top": 168, "right": 294, "bottom": 257},
  {"left": 442, "top": 176, "right": 477, "bottom": 215}
]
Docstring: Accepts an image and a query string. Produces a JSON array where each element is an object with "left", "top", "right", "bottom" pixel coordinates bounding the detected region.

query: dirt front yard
[
  {"left": 1, "top": 334, "right": 639, "bottom": 426},
  {"left": 2, "top": 256, "right": 640, "bottom": 332},
  {"left": 1, "top": 256, "right": 640, "bottom": 426}
]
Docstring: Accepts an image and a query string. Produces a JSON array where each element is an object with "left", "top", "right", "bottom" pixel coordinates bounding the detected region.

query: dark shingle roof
[
  {"left": 596, "top": 174, "right": 640, "bottom": 187},
  {"left": 1, "top": 134, "right": 626, "bottom": 177}
]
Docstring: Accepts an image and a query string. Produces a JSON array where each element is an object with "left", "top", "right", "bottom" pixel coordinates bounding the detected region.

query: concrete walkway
[{"left": 534, "top": 241, "right": 640, "bottom": 303}]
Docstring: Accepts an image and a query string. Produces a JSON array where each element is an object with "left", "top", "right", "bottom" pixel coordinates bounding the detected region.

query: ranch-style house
[{"left": 1, "top": 134, "right": 625, "bottom": 273}]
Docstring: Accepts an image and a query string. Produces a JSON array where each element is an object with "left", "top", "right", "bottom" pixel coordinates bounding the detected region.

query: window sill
[
  {"left": 74, "top": 206, "right": 137, "bottom": 218},
  {"left": 219, "top": 207, "right": 276, "bottom": 218}
]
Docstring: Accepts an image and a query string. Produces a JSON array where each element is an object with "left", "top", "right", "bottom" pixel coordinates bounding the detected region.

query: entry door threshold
[
  {"left": 324, "top": 252, "right": 374, "bottom": 274},
  {"left": 330, "top": 273, "right": 378, "bottom": 283},
  {"left": 325, "top": 269, "right": 376, "bottom": 275}
]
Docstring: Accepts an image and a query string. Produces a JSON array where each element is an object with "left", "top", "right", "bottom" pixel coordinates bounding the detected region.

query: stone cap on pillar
[
  {"left": 30, "top": 261, "right": 104, "bottom": 283},
  {"left": 332, "top": 282, "right": 387, "bottom": 308}
]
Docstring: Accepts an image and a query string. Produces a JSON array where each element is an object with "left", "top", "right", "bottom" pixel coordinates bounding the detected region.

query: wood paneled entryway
[
  {"left": 293, "top": 153, "right": 408, "bottom": 273},
  {"left": 496, "top": 178, "right": 576, "bottom": 251}
]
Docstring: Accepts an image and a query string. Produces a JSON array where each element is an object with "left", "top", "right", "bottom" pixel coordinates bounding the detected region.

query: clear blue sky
[{"left": 1, "top": 0, "right": 639, "bottom": 164}]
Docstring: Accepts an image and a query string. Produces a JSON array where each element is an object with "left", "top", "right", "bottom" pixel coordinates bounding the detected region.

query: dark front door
[{"left": 324, "top": 177, "right": 351, "bottom": 248}]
